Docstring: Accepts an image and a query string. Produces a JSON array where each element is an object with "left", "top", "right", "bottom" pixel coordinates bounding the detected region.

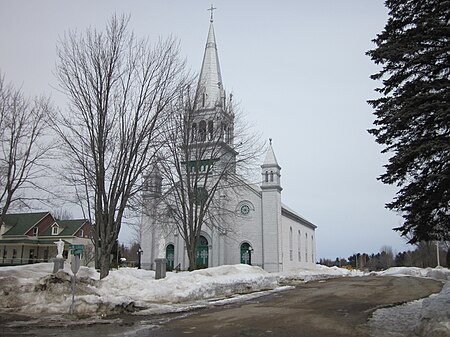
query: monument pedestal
[
  {"left": 53, "top": 257, "right": 64, "bottom": 273},
  {"left": 154, "top": 258, "right": 167, "bottom": 279}
]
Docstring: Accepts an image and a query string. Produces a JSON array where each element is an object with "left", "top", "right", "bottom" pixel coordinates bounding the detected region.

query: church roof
[
  {"left": 195, "top": 21, "right": 224, "bottom": 110},
  {"left": 262, "top": 140, "right": 280, "bottom": 168},
  {"left": 281, "top": 204, "right": 317, "bottom": 229}
]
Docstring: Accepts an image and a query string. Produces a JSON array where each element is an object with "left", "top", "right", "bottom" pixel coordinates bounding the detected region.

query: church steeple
[
  {"left": 195, "top": 18, "right": 226, "bottom": 110},
  {"left": 187, "top": 7, "right": 236, "bottom": 167}
]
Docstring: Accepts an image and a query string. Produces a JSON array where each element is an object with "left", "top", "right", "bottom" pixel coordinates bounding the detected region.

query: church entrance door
[
  {"left": 166, "top": 244, "right": 174, "bottom": 271},
  {"left": 240, "top": 242, "right": 252, "bottom": 265},
  {"left": 196, "top": 235, "right": 209, "bottom": 269}
]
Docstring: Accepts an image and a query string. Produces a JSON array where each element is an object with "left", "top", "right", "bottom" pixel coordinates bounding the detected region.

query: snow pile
[
  {"left": 277, "top": 264, "right": 366, "bottom": 283},
  {"left": 415, "top": 282, "right": 450, "bottom": 337},
  {"left": 369, "top": 298, "right": 425, "bottom": 337},
  {"left": 0, "top": 263, "right": 277, "bottom": 315},
  {"left": 0, "top": 263, "right": 101, "bottom": 315},
  {"left": 370, "top": 266, "right": 450, "bottom": 337},
  {"left": 98, "top": 264, "right": 277, "bottom": 307},
  {"left": 377, "top": 266, "right": 450, "bottom": 280}
]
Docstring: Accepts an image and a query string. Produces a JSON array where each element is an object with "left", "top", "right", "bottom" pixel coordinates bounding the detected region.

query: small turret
[
  {"left": 261, "top": 139, "right": 282, "bottom": 192},
  {"left": 261, "top": 138, "right": 283, "bottom": 272}
]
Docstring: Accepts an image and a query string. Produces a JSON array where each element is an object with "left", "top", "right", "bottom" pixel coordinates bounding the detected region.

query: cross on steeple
[{"left": 207, "top": 4, "right": 217, "bottom": 22}]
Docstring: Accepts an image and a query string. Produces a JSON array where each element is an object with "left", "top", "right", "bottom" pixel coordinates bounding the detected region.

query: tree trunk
[
  {"left": 187, "top": 247, "right": 196, "bottom": 271},
  {"left": 99, "top": 248, "right": 111, "bottom": 279}
]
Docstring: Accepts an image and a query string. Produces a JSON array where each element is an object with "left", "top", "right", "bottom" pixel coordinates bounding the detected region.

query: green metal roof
[
  {"left": 2, "top": 212, "right": 50, "bottom": 236},
  {"left": 40, "top": 219, "right": 86, "bottom": 236}
]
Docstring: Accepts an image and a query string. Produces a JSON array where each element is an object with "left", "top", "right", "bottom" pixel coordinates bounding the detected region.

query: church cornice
[
  {"left": 261, "top": 163, "right": 281, "bottom": 170},
  {"left": 261, "top": 185, "right": 283, "bottom": 192},
  {"left": 187, "top": 141, "right": 238, "bottom": 156}
]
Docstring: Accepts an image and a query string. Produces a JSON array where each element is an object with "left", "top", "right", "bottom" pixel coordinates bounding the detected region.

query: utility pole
[{"left": 436, "top": 241, "right": 440, "bottom": 267}]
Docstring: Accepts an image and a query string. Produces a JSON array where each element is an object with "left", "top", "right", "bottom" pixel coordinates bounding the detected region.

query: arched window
[
  {"left": 208, "top": 120, "right": 214, "bottom": 140},
  {"left": 298, "top": 230, "right": 301, "bottom": 261},
  {"left": 265, "top": 171, "right": 269, "bottom": 182},
  {"left": 199, "top": 120, "right": 206, "bottom": 141},
  {"left": 305, "top": 233, "right": 308, "bottom": 262},
  {"left": 289, "top": 227, "right": 293, "bottom": 261},
  {"left": 166, "top": 244, "right": 175, "bottom": 271},
  {"left": 196, "top": 235, "right": 209, "bottom": 269},
  {"left": 240, "top": 242, "right": 252, "bottom": 265},
  {"left": 191, "top": 123, "right": 197, "bottom": 142},
  {"left": 270, "top": 171, "right": 274, "bottom": 182},
  {"left": 202, "top": 93, "right": 206, "bottom": 107}
]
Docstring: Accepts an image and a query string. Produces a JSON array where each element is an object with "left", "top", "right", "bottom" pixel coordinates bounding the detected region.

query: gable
[
  {"left": 58, "top": 219, "right": 90, "bottom": 237},
  {"left": 3, "top": 212, "right": 51, "bottom": 236}
]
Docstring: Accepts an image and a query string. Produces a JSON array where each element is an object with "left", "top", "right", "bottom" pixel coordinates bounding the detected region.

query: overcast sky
[{"left": 0, "top": 0, "right": 411, "bottom": 259}]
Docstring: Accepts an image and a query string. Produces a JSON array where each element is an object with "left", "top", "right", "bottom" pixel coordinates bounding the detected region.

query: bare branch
[
  {"left": 143, "top": 85, "right": 264, "bottom": 270},
  {"left": 53, "top": 14, "right": 188, "bottom": 278},
  {"left": 0, "top": 72, "right": 55, "bottom": 224}
]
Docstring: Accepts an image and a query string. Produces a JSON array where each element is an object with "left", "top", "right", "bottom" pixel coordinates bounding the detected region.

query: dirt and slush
[{"left": 0, "top": 276, "right": 446, "bottom": 337}]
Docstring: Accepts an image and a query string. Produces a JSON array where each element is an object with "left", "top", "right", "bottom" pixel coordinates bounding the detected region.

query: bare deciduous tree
[
  {"left": 82, "top": 244, "right": 96, "bottom": 267},
  {"left": 54, "top": 14, "right": 187, "bottom": 278},
  {"left": 52, "top": 208, "right": 73, "bottom": 220},
  {"left": 379, "top": 245, "right": 395, "bottom": 269},
  {"left": 0, "top": 72, "right": 54, "bottom": 226},
  {"left": 147, "top": 88, "right": 263, "bottom": 271}
]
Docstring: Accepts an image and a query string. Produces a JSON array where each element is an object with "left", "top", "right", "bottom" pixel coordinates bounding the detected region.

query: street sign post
[
  {"left": 71, "top": 255, "right": 81, "bottom": 275},
  {"left": 69, "top": 253, "right": 82, "bottom": 314}
]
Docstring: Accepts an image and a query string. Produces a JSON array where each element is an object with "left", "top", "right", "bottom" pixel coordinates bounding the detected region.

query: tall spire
[
  {"left": 195, "top": 9, "right": 225, "bottom": 111},
  {"left": 263, "top": 139, "right": 280, "bottom": 167}
]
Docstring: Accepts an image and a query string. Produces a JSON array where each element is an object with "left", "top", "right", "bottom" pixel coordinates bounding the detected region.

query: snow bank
[
  {"left": 414, "top": 282, "right": 450, "bottom": 337},
  {"left": 370, "top": 281, "right": 450, "bottom": 337},
  {"left": 370, "top": 266, "right": 450, "bottom": 337},
  {"left": 377, "top": 266, "right": 450, "bottom": 280},
  {"left": 0, "top": 263, "right": 277, "bottom": 315},
  {"left": 277, "top": 264, "right": 366, "bottom": 283},
  {"left": 98, "top": 264, "right": 277, "bottom": 307}
]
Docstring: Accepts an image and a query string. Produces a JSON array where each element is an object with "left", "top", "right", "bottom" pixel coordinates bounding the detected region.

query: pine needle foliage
[{"left": 367, "top": 0, "right": 450, "bottom": 243}]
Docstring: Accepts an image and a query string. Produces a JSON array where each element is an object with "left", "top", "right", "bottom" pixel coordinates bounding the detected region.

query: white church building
[{"left": 140, "top": 16, "right": 317, "bottom": 273}]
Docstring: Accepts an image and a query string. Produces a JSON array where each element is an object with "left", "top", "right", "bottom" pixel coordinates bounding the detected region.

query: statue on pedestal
[
  {"left": 52, "top": 239, "right": 65, "bottom": 274},
  {"left": 54, "top": 239, "right": 64, "bottom": 258}
]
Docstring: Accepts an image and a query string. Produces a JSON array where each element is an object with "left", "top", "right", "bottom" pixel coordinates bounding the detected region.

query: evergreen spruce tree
[{"left": 367, "top": 0, "right": 450, "bottom": 243}]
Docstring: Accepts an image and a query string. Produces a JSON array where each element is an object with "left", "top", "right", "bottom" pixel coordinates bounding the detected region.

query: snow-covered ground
[{"left": 0, "top": 263, "right": 449, "bottom": 336}]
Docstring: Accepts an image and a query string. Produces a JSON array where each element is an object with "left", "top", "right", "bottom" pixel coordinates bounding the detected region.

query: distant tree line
[{"left": 320, "top": 243, "right": 449, "bottom": 271}]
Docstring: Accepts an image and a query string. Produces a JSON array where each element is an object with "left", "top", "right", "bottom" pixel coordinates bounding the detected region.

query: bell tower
[
  {"left": 143, "top": 163, "right": 162, "bottom": 205},
  {"left": 261, "top": 139, "right": 283, "bottom": 272},
  {"left": 186, "top": 10, "right": 237, "bottom": 173}
]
